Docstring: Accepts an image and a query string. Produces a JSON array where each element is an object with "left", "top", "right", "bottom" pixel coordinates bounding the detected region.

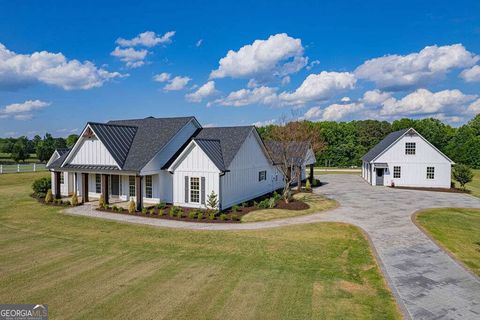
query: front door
[
  {"left": 111, "top": 175, "right": 120, "bottom": 196},
  {"left": 376, "top": 168, "right": 384, "bottom": 186}
]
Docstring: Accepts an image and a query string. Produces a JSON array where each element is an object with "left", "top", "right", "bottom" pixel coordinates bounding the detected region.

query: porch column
[
  {"left": 135, "top": 176, "right": 143, "bottom": 211},
  {"left": 54, "top": 171, "right": 61, "bottom": 199},
  {"left": 74, "top": 173, "right": 78, "bottom": 194},
  {"left": 81, "top": 173, "right": 89, "bottom": 203},
  {"left": 309, "top": 164, "right": 314, "bottom": 184},
  {"left": 101, "top": 174, "right": 109, "bottom": 204}
]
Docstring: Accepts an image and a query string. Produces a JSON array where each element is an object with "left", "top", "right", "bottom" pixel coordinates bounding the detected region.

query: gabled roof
[
  {"left": 47, "top": 148, "right": 71, "bottom": 170},
  {"left": 264, "top": 140, "right": 311, "bottom": 166},
  {"left": 193, "top": 126, "right": 254, "bottom": 170},
  {"left": 107, "top": 116, "right": 196, "bottom": 171},
  {"left": 194, "top": 139, "right": 226, "bottom": 171},
  {"left": 361, "top": 128, "right": 409, "bottom": 162},
  {"left": 87, "top": 122, "right": 138, "bottom": 168}
]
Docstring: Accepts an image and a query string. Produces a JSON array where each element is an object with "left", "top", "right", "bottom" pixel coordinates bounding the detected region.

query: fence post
[
  {"left": 17, "top": 164, "right": 20, "bottom": 173},
  {"left": 33, "top": 163, "right": 36, "bottom": 172}
]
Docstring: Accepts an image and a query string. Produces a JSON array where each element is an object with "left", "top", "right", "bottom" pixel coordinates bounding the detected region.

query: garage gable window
[
  {"left": 405, "top": 142, "right": 416, "bottom": 155},
  {"left": 393, "top": 166, "right": 401, "bottom": 178},
  {"left": 426, "top": 167, "right": 435, "bottom": 179}
]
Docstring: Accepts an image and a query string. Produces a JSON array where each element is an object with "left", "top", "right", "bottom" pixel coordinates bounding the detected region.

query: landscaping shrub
[
  {"left": 231, "top": 205, "right": 240, "bottom": 213},
  {"left": 157, "top": 201, "right": 166, "bottom": 210},
  {"left": 312, "top": 179, "right": 318, "bottom": 187},
  {"left": 64, "top": 200, "right": 71, "bottom": 206},
  {"left": 169, "top": 206, "right": 182, "bottom": 218},
  {"left": 32, "top": 177, "right": 51, "bottom": 197},
  {"left": 452, "top": 164, "right": 474, "bottom": 190},
  {"left": 71, "top": 193, "right": 78, "bottom": 206},
  {"left": 188, "top": 211, "right": 197, "bottom": 219},
  {"left": 241, "top": 202, "right": 248, "bottom": 208},
  {"left": 141, "top": 208, "right": 147, "bottom": 214},
  {"left": 112, "top": 205, "right": 119, "bottom": 212},
  {"left": 207, "top": 190, "right": 219, "bottom": 210},
  {"left": 197, "top": 212, "right": 203, "bottom": 220},
  {"left": 257, "top": 199, "right": 270, "bottom": 209},
  {"left": 151, "top": 208, "right": 157, "bottom": 215},
  {"left": 231, "top": 213, "right": 238, "bottom": 221},
  {"left": 208, "top": 212, "right": 215, "bottom": 220},
  {"left": 267, "top": 197, "right": 276, "bottom": 209},
  {"left": 272, "top": 191, "right": 281, "bottom": 201},
  {"left": 219, "top": 214, "right": 227, "bottom": 221},
  {"left": 98, "top": 195, "right": 105, "bottom": 209},
  {"left": 176, "top": 209, "right": 183, "bottom": 218},
  {"left": 305, "top": 179, "right": 311, "bottom": 191},
  {"left": 45, "top": 189, "right": 53, "bottom": 203},
  {"left": 128, "top": 200, "right": 136, "bottom": 214}
]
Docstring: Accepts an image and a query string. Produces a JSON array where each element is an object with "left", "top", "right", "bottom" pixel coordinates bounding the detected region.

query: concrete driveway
[{"left": 317, "top": 174, "right": 480, "bottom": 320}]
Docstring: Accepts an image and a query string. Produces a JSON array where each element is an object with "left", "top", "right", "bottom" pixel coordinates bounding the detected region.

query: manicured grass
[
  {"left": 0, "top": 172, "right": 400, "bottom": 319},
  {"left": 453, "top": 169, "right": 480, "bottom": 198},
  {"left": 416, "top": 208, "right": 480, "bottom": 276},
  {"left": 241, "top": 193, "right": 338, "bottom": 223}
]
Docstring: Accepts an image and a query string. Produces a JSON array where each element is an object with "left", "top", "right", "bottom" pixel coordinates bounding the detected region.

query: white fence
[{"left": 0, "top": 163, "right": 47, "bottom": 174}]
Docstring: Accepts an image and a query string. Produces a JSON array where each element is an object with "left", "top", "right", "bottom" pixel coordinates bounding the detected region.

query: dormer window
[{"left": 405, "top": 142, "right": 416, "bottom": 155}]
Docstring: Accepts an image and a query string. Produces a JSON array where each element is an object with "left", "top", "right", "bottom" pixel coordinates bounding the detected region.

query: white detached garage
[{"left": 361, "top": 128, "right": 454, "bottom": 188}]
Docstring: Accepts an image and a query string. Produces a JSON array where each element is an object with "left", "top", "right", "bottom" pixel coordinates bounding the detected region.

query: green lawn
[
  {"left": 0, "top": 172, "right": 400, "bottom": 319},
  {"left": 416, "top": 208, "right": 480, "bottom": 276},
  {"left": 241, "top": 193, "right": 338, "bottom": 222}
]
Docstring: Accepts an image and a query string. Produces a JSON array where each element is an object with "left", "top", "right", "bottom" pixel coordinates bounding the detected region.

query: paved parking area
[
  {"left": 317, "top": 174, "right": 480, "bottom": 320},
  {"left": 66, "top": 174, "right": 480, "bottom": 319}
]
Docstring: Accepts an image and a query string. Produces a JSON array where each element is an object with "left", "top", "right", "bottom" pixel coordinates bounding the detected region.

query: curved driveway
[{"left": 66, "top": 174, "right": 480, "bottom": 319}]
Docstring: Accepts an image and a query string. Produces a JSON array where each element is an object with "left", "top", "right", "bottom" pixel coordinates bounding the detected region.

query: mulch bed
[
  {"left": 389, "top": 186, "right": 470, "bottom": 194},
  {"left": 30, "top": 193, "right": 82, "bottom": 207},
  {"left": 95, "top": 190, "right": 310, "bottom": 223}
]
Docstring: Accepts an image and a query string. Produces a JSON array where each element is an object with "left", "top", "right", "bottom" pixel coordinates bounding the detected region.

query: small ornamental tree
[
  {"left": 98, "top": 194, "right": 105, "bottom": 208},
  {"left": 452, "top": 164, "right": 474, "bottom": 190},
  {"left": 71, "top": 193, "right": 78, "bottom": 206},
  {"left": 45, "top": 189, "right": 53, "bottom": 203},
  {"left": 305, "top": 179, "right": 311, "bottom": 191},
  {"left": 128, "top": 200, "right": 136, "bottom": 214},
  {"left": 207, "top": 190, "right": 219, "bottom": 211}
]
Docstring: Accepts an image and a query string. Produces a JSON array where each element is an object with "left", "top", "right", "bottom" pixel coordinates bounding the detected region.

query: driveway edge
[{"left": 411, "top": 208, "right": 480, "bottom": 281}]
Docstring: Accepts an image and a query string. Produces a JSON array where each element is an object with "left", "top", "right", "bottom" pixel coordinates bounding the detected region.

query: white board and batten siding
[
  {"left": 69, "top": 136, "right": 118, "bottom": 166},
  {"left": 372, "top": 134, "right": 452, "bottom": 188},
  {"left": 221, "top": 131, "right": 283, "bottom": 209},
  {"left": 172, "top": 143, "right": 220, "bottom": 209}
]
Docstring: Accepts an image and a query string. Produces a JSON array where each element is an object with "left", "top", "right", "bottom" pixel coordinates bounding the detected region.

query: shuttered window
[
  {"left": 190, "top": 177, "right": 200, "bottom": 203},
  {"left": 129, "top": 176, "right": 136, "bottom": 197},
  {"left": 145, "top": 175, "right": 152, "bottom": 198}
]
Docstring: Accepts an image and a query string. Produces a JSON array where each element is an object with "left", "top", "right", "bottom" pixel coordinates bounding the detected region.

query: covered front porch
[{"left": 51, "top": 169, "right": 163, "bottom": 210}]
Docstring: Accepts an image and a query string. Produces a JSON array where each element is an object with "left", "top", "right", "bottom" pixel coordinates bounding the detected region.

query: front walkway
[{"left": 65, "top": 174, "right": 480, "bottom": 319}]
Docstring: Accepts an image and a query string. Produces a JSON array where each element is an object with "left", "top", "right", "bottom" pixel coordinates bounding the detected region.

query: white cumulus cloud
[
  {"left": 380, "top": 88, "right": 476, "bottom": 116},
  {"left": 1, "top": 99, "right": 51, "bottom": 120},
  {"left": 361, "top": 89, "right": 392, "bottom": 105},
  {"left": 214, "top": 86, "right": 277, "bottom": 107},
  {"left": 116, "top": 31, "right": 175, "bottom": 47},
  {"left": 278, "top": 71, "right": 356, "bottom": 105},
  {"left": 186, "top": 81, "right": 217, "bottom": 102},
  {"left": 210, "top": 33, "right": 307, "bottom": 80},
  {"left": 163, "top": 76, "right": 191, "bottom": 91},
  {"left": 467, "top": 98, "right": 480, "bottom": 114},
  {"left": 0, "top": 43, "right": 124, "bottom": 91},
  {"left": 110, "top": 47, "right": 148, "bottom": 68},
  {"left": 153, "top": 72, "right": 171, "bottom": 82},
  {"left": 355, "top": 44, "right": 479, "bottom": 90},
  {"left": 322, "top": 102, "right": 364, "bottom": 121},
  {"left": 460, "top": 65, "right": 480, "bottom": 82}
]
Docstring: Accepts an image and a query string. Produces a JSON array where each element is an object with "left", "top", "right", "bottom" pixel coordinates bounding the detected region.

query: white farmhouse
[
  {"left": 361, "top": 128, "right": 454, "bottom": 188},
  {"left": 47, "top": 116, "right": 313, "bottom": 210}
]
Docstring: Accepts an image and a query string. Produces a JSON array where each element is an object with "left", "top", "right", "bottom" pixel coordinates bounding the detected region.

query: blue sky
[{"left": 1, "top": 0, "right": 479, "bottom": 137}]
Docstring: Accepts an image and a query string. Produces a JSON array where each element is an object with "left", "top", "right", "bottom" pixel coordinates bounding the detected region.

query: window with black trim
[
  {"left": 145, "top": 175, "right": 152, "bottom": 198},
  {"left": 60, "top": 173, "right": 64, "bottom": 184},
  {"left": 258, "top": 170, "right": 267, "bottom": 181},
  {"left": 95, "top": 174, "right": 101, "bottom": 193},
  {"left": 426, "top": 167, "right": 435, "bottom": 179},
  {"left": 129, "top": 176, "right": 136, "bottom": 197},
  {"left": 190, "top": 177, "right": 200, "bottom": 203},
  {"left": 405, "top": 142, "right": 416, "bottom": 155},
  {"left": 393, "top": 166, "right": 401, "bottom": 178}
]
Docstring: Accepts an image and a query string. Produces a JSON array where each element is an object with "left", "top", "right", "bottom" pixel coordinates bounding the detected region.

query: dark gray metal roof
[
  {"left": 193, "top": 126, "right": 254, "bottom": 170},
  {"left": 361, "top": 128, "right": 410, "bottom": 162},
  {"left": 194, "top": 139, "right": 226, "bottom": 171},
  {"left": 264, "top": 140, "right": 310, "bottom": 166},
  {"left": 88, "top": 122, "right": 137, "bottom": 168},
  {"left": 63, "top": 164, "right": 119, "bottom": 171},
  {"left": 105, "top": 116, "right": 196, "bottom": 171},
  {"left": 46, "top": 148, "right": 71, "bottom": 170}
]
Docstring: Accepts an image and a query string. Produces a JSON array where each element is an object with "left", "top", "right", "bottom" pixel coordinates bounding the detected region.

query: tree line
[
  {"left": 0, "top": 134, "right": 79, "bottom": 163},
  {"left": 258, "top": 114, "right": 480, "bottom": 169}
]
